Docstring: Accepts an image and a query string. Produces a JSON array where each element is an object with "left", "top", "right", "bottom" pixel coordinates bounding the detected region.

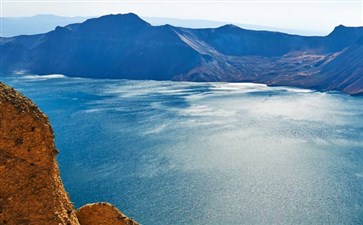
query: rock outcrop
[
  {"left": 0, "top": 82, "right": 139, "bottom": 225},
  {"left": 76, "top": 203, "right": 139, "bottom": 225}
]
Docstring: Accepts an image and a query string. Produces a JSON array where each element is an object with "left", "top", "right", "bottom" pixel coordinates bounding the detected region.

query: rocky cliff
[{"left": 0, "top": 82, "right": 139, "bottom": 225}]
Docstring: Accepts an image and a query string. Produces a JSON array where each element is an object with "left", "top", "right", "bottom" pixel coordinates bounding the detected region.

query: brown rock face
[
  {"left": 0, "top": 82, "right": 139, "bottom": 225},
  {"left": 76, "top": 203, "right": 139, "bottom": 225},
  {"left": 0, "top": 82, "right": 80, "bottom": 225}
]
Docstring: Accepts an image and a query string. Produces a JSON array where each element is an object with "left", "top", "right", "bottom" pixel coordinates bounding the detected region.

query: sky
[{"left": 1, "top": 0, "right": 362, "bottom": 34}]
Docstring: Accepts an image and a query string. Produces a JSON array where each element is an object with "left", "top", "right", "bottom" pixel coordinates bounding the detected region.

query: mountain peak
[
  {"left": 336, "top": 24, "right": 346, "bottom": 29},
  {"left": 95, "top": 13, "right": 150, "bottom": 26},
  {"left": 218, "top": 24, "right": 242, "bottom": 30},
  {"left": 331, "top": 24, "right": 347, "bottom": 33},
  {"left": 78, "top": 13, "right": 150, "bottom": 35},
  {"left": 329, "top": 24, "right": 363, "bottom": 36}
]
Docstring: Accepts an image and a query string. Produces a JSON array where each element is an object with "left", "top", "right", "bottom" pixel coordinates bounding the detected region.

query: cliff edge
[{"left": 0, "top": 82, "right": 139, "bottom": 225}]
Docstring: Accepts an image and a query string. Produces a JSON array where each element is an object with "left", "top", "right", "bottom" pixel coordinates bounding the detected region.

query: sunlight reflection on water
[{"left": 2, "top": 76, "right": 363, "bottom": 225}]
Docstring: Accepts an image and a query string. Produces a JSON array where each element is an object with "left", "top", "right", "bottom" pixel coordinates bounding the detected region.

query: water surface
[{"left": 2, "top": 75, "right": 363, "bottom": 225}]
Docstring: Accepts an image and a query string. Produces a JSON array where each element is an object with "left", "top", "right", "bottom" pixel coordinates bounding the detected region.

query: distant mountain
[
  {"left": 142, "top": 17, "right": 316, "bottom": 36},
  {"left": 1, "top": 14, "right": 318, "bottom": 37},
  {"left": 1, "top": 13, "right": 362, "bottom": 95},
  {"left": 0, "top": 15, "right": 89, "bottom": 37}
]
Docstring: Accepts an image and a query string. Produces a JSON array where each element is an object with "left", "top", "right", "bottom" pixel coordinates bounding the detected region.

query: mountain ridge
[
  {"left": 0, "top": 14, "right": 323, "bottom": 37},
  {"left": 1, "top": 13, "right": 362, "bottom": 95}
]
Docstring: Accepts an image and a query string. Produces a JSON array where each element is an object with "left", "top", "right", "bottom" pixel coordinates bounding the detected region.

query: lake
[{"left": 1, "top": 75, "right": 363, "bottom": 225}]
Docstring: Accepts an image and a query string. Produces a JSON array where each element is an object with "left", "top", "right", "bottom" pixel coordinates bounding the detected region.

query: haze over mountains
[
  {"left": 1, "top": 13, "right": 362, "bottom": 95},
  {"left": 0, "top": 14, "right": 313, "bottom": 37},
  {"left": 0, "top": 15, "right": 89, "bottom": 37}
]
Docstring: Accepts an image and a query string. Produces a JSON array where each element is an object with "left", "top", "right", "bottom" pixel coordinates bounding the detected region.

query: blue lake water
[{"left": 1, "top": 75, "right": 363, "bottom": 225}]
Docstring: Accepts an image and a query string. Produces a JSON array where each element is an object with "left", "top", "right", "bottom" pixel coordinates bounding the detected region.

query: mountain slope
[
  {"left": 1, "top": 14, "right": 202, "bottom": 80},
  {"left": 307, "top": 43, "right": 363, "bottom": 95},
  {"left": 1, "top": 13, "right": 362, "bottom": 95}
]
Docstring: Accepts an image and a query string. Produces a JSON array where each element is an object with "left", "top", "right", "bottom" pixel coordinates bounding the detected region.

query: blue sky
[{"left": 1, "top": 0, "right": 362, "bottom": 34}]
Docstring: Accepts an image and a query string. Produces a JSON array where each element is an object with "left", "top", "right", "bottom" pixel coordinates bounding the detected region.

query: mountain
[
  {"left": 1, "top": 14, "right": 318, "bottom": 37},
  {"left": 1, "top": 13, "right": 362, "bottom": 95},
  {"left": 142, "top": 16, "right": 316, "bottom": 36}
]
